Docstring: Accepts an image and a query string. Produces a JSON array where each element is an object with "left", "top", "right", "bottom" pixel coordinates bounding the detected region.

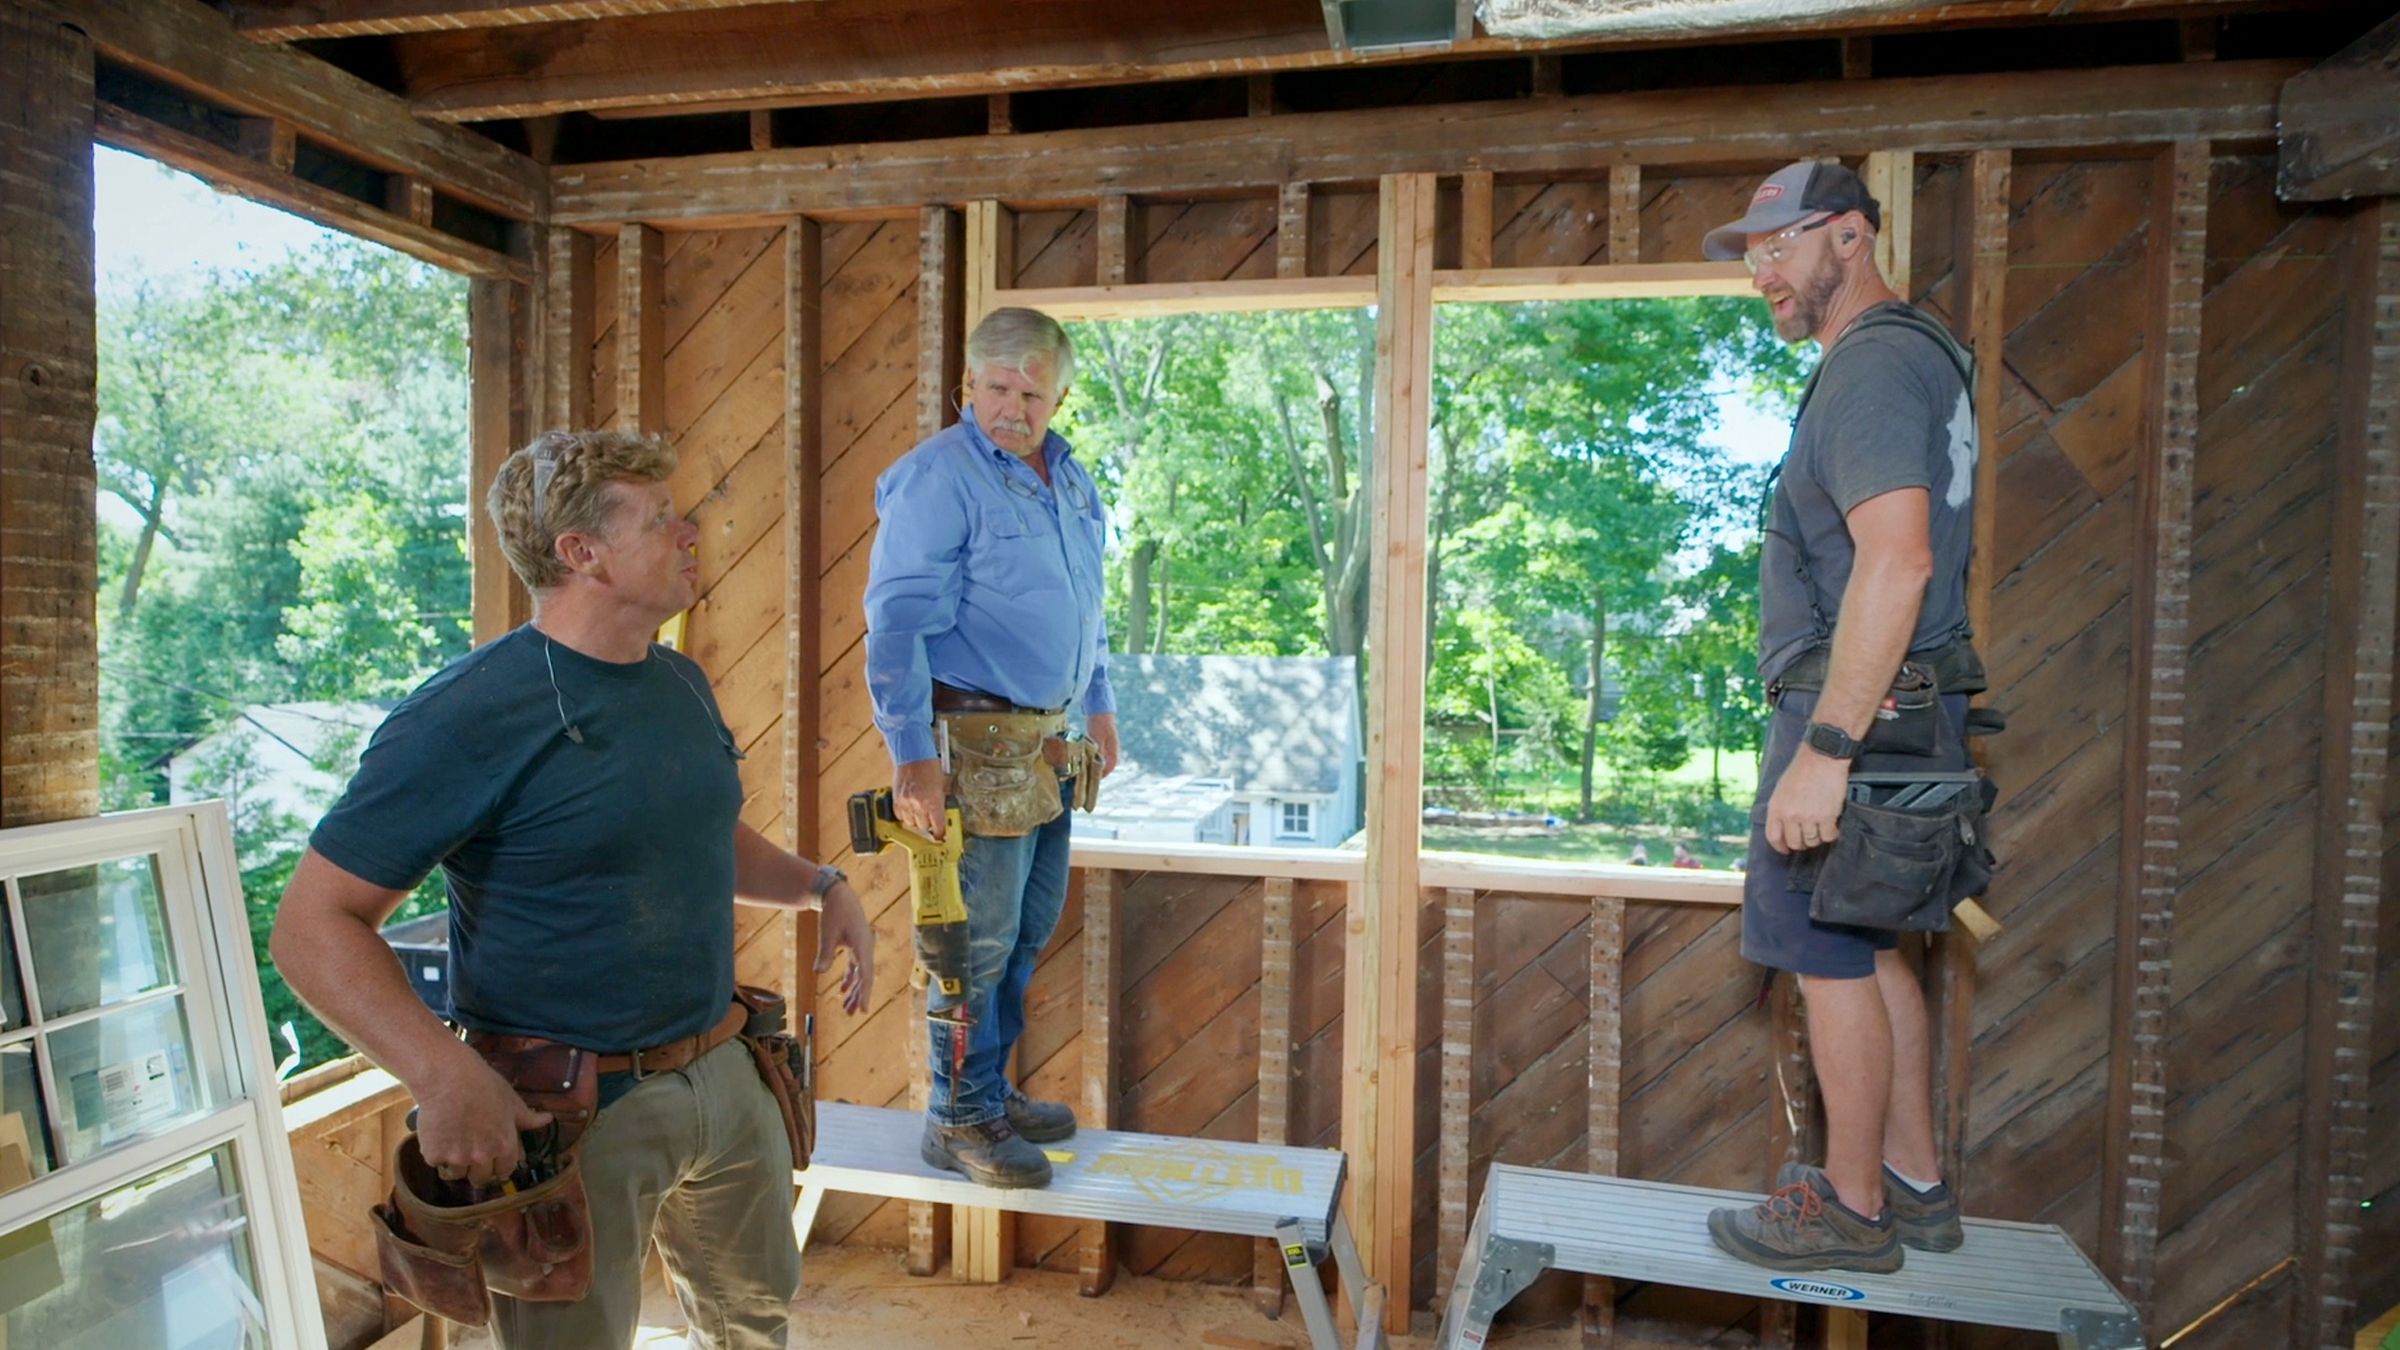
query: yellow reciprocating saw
[{"left": 847, "top": 788, "right": 969, "bottom": 1013}]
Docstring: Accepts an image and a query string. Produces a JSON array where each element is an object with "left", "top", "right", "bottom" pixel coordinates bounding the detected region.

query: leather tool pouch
[
  {"left": 735, "top": 985, "right": 815, "bottom": 1170},
  {"left": 944, "top": 711, "right": 1066, "bottom": 837},
  {"left": 1048, "top": 734, "right": 1104, "bottom": 812},
  {"left": 1791, "top": 775, "right": 1999, "bottom": 932},
  {"left": 1863, "top": 660, "right": 1942, "bottom": 757},
  {"left": 374, "top": 1130, "right": 593, "bottom": 1327}
]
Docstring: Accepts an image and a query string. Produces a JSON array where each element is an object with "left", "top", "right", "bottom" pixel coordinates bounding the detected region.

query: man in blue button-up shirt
[{"left": 864, "top": 307, "right": 1117, "bottom": 1188}]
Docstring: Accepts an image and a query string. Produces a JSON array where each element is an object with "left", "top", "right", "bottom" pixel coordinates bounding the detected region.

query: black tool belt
[{"left": 1770, "top": 635, "right": 1987, "bottom": 699}]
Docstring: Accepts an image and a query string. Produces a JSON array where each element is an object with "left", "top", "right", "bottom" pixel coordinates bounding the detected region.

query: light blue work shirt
[{"left": 864, "top": 407, "right": 1114, "bottom": 767}]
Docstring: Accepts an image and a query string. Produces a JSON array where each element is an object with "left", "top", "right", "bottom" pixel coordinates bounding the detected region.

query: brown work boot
[
  {"left": 921, "top": 1117, "right": 1053, "bottom": 1189},
  {"left": 1882, "top": 1164, "right": 1964, "bottom": 1253},
  {"left": 1004, "top": 1089, "right": 1077, "bottom": 1143},
  {"left": 1709, "top": 1163, "right": 1902, "bottom": 1274}
]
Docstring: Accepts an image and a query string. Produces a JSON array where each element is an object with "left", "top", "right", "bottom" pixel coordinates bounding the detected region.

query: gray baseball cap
[{"left": 1702, "top": 160, "right": 1883, "bottom": 261}]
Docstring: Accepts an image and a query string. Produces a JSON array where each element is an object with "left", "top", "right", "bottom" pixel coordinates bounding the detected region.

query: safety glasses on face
[{"left": 1742, "top": 214, "right": 1837, "bottom": 275}]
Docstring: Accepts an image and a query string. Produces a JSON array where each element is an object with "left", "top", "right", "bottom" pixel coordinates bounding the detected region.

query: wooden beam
[
  {"left": 784, "top": 215, "right": 825, "bottom": 1029},
  {"left": 0, "top": 3, "right": 100, "bottom": 828},
  {"left": 1606, "top": 163, "right": 1641, "bottom": 266},
  {"left": 2295, "top": 197, "right": 2400, "bottom": 1350},
  {"left": 1863, "top": 150, "right": 1914, "bottom": 298},
  {"left": 964, "top": 199, "right": 1010, "bottom": 326},
  {"left": 2099, "top": 137, "right": 2207, "bottom": 1329},
  {"left": 2276, "top": 13, "right": 2400, "bottom": 203},
  {"left": 1279, "top": 181, "right": 1312, "bottom": 279},
  {"left": 73, "top": 0, "right": 542, "bottom": 220},
  {"left": 997, "top": 277, "right": 1376, "bottom": 323},
  {"left": 552, "top": 61, "right": 2297, "bottom": 229},
  {"left": 1096, "top": 193, "right": 1133, "bottom": 288},
  {"left": 92, "top": 103, "right": 532, "bottom": 282},
  {"left": 539, "top": 227, "right": 594, "bottom": 430},
  {"left": 1254, "top": 875, "right": 1298, "bottom": 1318},
  {"left": 615, "top": 223, "right": 665, "bottom": 434},
  {"left": 1581, "top": 896, "right": 1624, "bottom": 1348},
  {"left": 232, "top": 0, "right": 813, "bottom": 41},
  {"left": 1459, "top": 171, "right": 1493, "bottom": 271},
  {"left": 1079, "top": 867, "right": 1120, "bottom": 1296},
  {"left": 1436, "top": 886, "right": 1475, "bottom": 1304},
  {"left": 468, "top": 277, "right": 532, "bottom": 642},
  {"left": 1346, "top": 171, "right": 1436, "bottom": 1329},
  {"left": 1433, "top": 262, "right": 1752, "bottom": 303},
  {"left": 1067, "top": 836, "right": 1745, "bottom": 903}
]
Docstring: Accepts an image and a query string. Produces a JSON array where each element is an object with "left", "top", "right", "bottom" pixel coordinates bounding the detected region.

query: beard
[{"left": 1777, "top": 257, "right": 1843, "bottom": 343}]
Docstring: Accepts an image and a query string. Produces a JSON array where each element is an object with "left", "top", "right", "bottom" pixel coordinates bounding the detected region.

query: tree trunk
[
  {"left": 1126, "top": 536, "right": 1158, "bottom": 658},
  {"left": 1152, "top": 553, "right": 1171, "bottom": 654},
  {"left": 118, "top": 477, "right": 170, "bottom": 618},
  {"left": 1580, "top": 589, "right": 1608, "bottom": 823}
]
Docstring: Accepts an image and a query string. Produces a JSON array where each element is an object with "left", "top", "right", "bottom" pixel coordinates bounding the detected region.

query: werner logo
[{"left": 1770, "top": 1277, "right": 1867, "bottom": 1302}]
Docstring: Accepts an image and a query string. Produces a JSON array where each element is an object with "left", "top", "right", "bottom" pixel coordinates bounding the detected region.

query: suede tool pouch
[
  {"left": 375, "top": 1131, "right": 594, "bottom": 1327},
  {"left": 1793, "top": 796, "right": 1987, "bottom": 933}
]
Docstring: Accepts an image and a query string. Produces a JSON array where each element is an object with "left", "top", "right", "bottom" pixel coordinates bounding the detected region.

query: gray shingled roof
[{"left": 1103, "top": 654, "right": 1360, "bottom": 797}]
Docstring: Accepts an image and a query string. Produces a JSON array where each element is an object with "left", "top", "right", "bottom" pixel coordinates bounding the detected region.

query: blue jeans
[{"left": 927, "top": 785, "right": 1073, "bottom": 1126}]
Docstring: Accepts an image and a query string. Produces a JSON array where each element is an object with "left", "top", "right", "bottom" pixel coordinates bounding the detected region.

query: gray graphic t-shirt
[{"left": 1757, "top": 303, "right": 1977, "bottom": 686}]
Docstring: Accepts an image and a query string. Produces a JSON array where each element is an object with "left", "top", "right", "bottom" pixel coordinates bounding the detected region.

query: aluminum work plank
[
  {"left": 1438, "top": 1164, "right": 2143, "bottom": 1349},
  {"left": 795, "top": 1101, "right": 1345, "bottom": 1242}
]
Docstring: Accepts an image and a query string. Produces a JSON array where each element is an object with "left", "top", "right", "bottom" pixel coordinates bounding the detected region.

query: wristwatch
[
  {"left": 1803, "top": 721, "right": 1865, "bottom": 761},
  {"left": 808, "top": 863, "right": 848, "bottom": 899}
]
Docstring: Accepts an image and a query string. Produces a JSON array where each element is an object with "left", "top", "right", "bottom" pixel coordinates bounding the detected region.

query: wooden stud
[
  {"left": 1454, "top": 0, "right": 1477, "bottom": 43},
  {"left": 550, "top": 62, "right": 2293, "bottom": 228},
  {"left": 785, "top": 214, "right": 825, "bottom": 1034},
  {"left": 1606, "top": 164, "right": 1641, "bottom": 267},
  {"left": 1826, "top": 1308, "right": 1869, "bottom": 1350},
  {"left": 615, "top": 222, "right": 664, "bottom": 435},
  {"left": 389, "top": 176, "right": 436, "bottom": 228},
  {"left": 912, "top": 203, "right": 965, "bottom": 1279},
  {"left": 904, "top": 976, "right": 948, "bottom": 1276},
  {"left": 1248, "top": 73, "right": 1274, "bottom": 118},
  {"left": 1254, "top": 875, "right": 1298, "bottom": 1316},
  {"left": 1582, "top": 896, "right": 1624, "bottom": 1348},
  {"left": 1862, "top": 150, "right": 1914, "bottom": 298},
  {"left": 1080, "top": 867, "right": 1120, "bottom": 1297},
  {"left": 964, "top": 199, "right": 1011, "bottom": 327},
  {"left": 1436, "top": 886, "right": 1475, "bottom": 1302},
  {"left": 2099, "top": 137, "right": 2208, "bottom": 1326},
  {"left": 1345, "top": 171, "right": 1437, "bottom": 1329},
  {"left": 2295, "top": 198, "right": 2400, "bottom": 1350},
  {"left": 468, "top": 277, "right": 531, "bottom": 643},
  {"left": 986, "top": 93, "right": 1012, "bottom": 135},
  {"left": 1278, "top": 181, "right": 1312, "bottom": 279},
  {"left": 2178, "top": 17, "right": 2217, "bottom": 61},
  {"left": 1530, "top": 55, "right": 1563, "bottom": 97},
  {"left": 1459, "top": 171, "right": 1493, "bottom": 272},
  {"left": 748, "top": 109, "right": 773, "bottom": 152},
  {"left": 539, "top": 226, "right": 593, "bottom": 431},
  {"left": 237, "top": 115, "right": 297, "bottom": 173},
  {"left": 0, "top": 3, "right": 100, "bottom": 828},
  {"left": 1759, "top": 971, "right": 1816, "bottom": 1350},
  {"left": 1096, "top": 193, "right": 1132, "bottom": 288},
  {"left": 1840, "top": 35, "right": 1872, "bottom": 79}
]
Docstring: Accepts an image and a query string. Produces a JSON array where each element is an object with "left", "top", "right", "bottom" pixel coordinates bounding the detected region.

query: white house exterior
[
  {"left": 1082, "top": 654, "right": 1362, "bottom": 847},
  {"left": 165, "top": 701, "right": 389, "bottom": 843}
]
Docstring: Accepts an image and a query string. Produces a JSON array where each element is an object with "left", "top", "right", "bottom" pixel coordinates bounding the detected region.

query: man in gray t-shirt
[{"left": 1698, "top": 160, "right": 1978, "bottom": 1275}]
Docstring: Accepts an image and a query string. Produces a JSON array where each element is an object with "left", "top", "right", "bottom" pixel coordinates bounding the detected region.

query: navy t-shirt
[{"left": 310, "top": 626, "right": 744, "bottom": 1052}]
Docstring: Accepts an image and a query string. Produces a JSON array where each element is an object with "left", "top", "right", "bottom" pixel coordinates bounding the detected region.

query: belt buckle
[{"left": 627, "top": 1045, "right": 662, "bottom": 1081}]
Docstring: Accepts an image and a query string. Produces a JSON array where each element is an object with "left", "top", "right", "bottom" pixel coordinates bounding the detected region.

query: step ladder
[
  {"left": 795, "top": 1100, "right": 1386, "bottom": 1350},
  {"left": 1437, "top": 1164, "right": 2144, "bottom": 1349}
]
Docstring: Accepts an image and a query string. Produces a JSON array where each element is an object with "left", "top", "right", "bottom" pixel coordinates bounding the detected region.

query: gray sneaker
[
  {"left": 1004, "top": 1090, "right": 1078, "bottom": 1144},
  {"left": 1709, "top": 1163, "right": 1902, "bottom": 1274},
  {"left": 921, "top": 1118, "right": 1053, "bottom": 1189},
  {"left": 1882, "top": 1164, "right": 1964, "bottom": 1253}
]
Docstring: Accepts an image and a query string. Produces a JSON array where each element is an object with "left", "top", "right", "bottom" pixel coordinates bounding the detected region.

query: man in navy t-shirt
[{"left": 272, "top": 429, "right": 875, "bottom": 1348}]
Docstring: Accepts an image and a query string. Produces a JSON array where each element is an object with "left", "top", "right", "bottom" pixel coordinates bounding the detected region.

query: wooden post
[
  {"left": 907, "top": 204, "right": 963, "bottom": 1279},
  {"left": 1247, "top": 74, "right": 1274, "bottom": 118},
  {"left": 748, "top": 109, "right": 773, "bottom": 152},
  {"left": 1080, "top": 867, "right": 1120, "bottom": 1296},
  {"left": 468, "top": 277, "right": 532, "bottom": 643},
  {"left": 616, "top": 222, "right": 664, "bottom": 434},
  {"left": 2295, "top": 198, "right": 2399, "bottom": 1350},
  {"left": 1840, "top": 36, "right": 1872, "bottom": 80},
  {"left": 1862, "top": 151, "right": 1914, "bottom": 298},
  {"left": 1530, "top": 55, "right": 1563, "bottom": 97},
  {"left": 1435, "top": 886, "right": 1475, "bottom": 1301},
  {"left": 1255, "top": 875, "right": 1298, "bottom": 1315},
  {"left": 2099, "top": 138, "right": 2207, "bottom": 1327},
  {"left": 1344, "top": 171, "right": 1436, "bottom": 1329},
  {"left": 1459, "top": 171, "right": 1493, "bottom": 272},
  {"left": 0, "top": 3, "right": 99, "bottom": 827},
  {"left": 785, "top": 214, "right": 825, "bottom": 1039},
  {"left": 1606, "top": 165, "right": 1640, "bottom": 267},
  {"left": 1582, "top": 896, "right": 1624, "bottom": 1348},
  {"left": 964, "top": 199, "right": 1011, "bottom": 328},
  {"left": 237, "top": 115, "right": 297, "bottom": 174},
  {"left": 1759, "top": 970, "right": 1816, "bottom": 1350},
  {"left": 1097, "top": 193, "right": 1132, "bottom": 287},
  {"left": 985, "top": 93, "right": 1012, "bottom": 135},
  {"left": 1278, "top": 182, "right": 1312, "bottom": 279},
  {"left": 540, "top": 227, "right": 594, "bottom": 432}
]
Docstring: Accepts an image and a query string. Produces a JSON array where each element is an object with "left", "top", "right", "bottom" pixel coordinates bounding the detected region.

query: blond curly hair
[{"left": 485, "top": 429, "right": 678, "bottom": 590}]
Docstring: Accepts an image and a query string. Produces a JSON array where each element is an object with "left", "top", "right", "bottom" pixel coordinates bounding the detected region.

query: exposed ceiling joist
[
  {"left": 390, "top": 0, "right": 2288, "bottom": 121},
  {"left": 230, "top": 0, "right": 821, "bottom": 42},
  {"left": 2276, "top": 10, "right": 2400, "bottom": 201}
]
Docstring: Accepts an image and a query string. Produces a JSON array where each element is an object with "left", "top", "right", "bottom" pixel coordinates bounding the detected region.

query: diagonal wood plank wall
[{"left": 542, "top": 144, "right": 2392, "bottom": 1344}]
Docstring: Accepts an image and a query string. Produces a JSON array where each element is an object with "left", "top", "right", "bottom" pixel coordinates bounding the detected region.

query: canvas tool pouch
[
  {"left": 1791, "top": 775, "right": 1999, "bottom": 932},
  {"left": 375, "top": 1130, "right": 593, "bottom": 1327},
  {"left": 943, "top": 709, "right": 1067, "bottom": 837},
  {"left": 735, "top": 984, "right": 815, "bottom": 1170},
  {"left": 1773, "top": 651, "right": 1965, "bottom": 758}
]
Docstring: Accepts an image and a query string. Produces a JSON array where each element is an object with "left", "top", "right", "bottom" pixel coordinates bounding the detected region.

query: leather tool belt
[
  {"left": 939, "top": 699, "right": 1103, "bottom": 835},
  {"left": 734, "top": 984, "right": 816, "bottom": 1172}
]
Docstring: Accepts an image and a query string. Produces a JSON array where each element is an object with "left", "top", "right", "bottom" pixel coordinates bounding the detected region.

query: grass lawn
[{"left": 1422, "top": 744, "right": 1762, "bottom": 870}]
